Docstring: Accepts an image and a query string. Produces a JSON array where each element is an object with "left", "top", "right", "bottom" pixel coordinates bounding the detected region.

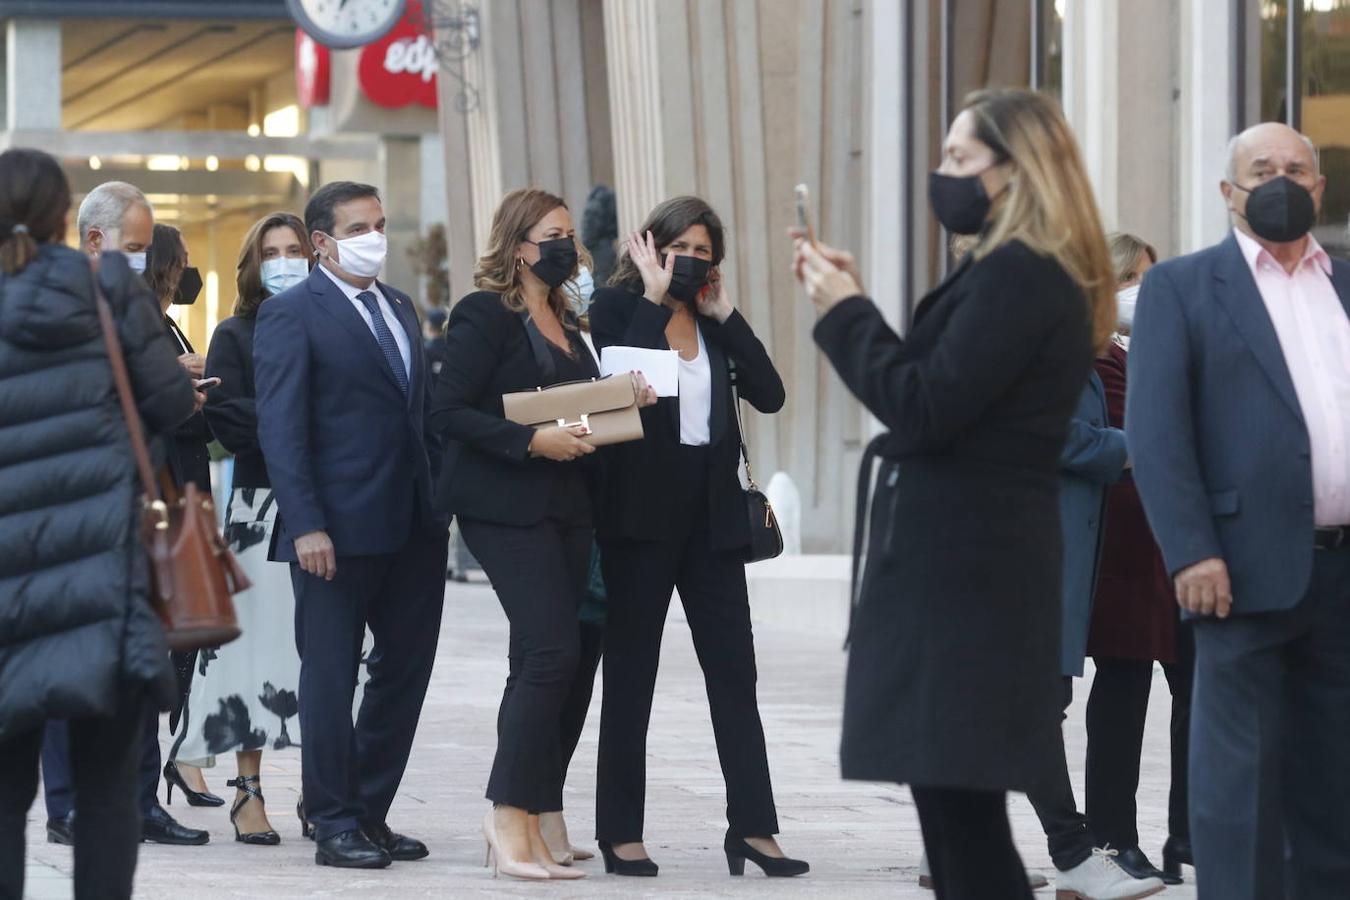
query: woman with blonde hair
[
  {"left": 794, "top": 90, "right": 1158, "bottom": 900},
  {"left": 429, "top": 188, "right": 655, "bottom": 881},
  {"left": 169, "top": 212, "right": 314, "bottom": 846}
]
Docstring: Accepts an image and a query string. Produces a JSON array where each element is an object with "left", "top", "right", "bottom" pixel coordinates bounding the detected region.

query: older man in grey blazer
[{"left": 1128, "top": 122, "right": 1350, "bottom": 900}]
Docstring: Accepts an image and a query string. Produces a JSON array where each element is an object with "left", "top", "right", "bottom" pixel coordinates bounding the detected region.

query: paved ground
[{"left": 21, "top": 578, "right": 1197, "bottom": 898}]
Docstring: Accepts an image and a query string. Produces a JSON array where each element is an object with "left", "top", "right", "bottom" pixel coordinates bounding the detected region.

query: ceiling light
[
  {"left": 205, "top": 156, "right": 219, "bottom": 172},
  {"left": 89, "top": 156, "right": 102, "bottom": 170},
  {"left": 247, "top": 123, "right": 261, "bottom": 137}
]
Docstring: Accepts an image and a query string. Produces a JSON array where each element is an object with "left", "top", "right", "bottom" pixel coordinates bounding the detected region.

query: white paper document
[{"left": 599, "top": 345, "right": 680, "bottom": 397}]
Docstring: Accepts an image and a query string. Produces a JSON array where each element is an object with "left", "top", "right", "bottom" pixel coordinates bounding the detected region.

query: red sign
[
  {"left": 296, "top": 30, "right": 331, "bottom": 108},
  {"left": 358, "top": 0, "right": 438, "bottom": 110}
]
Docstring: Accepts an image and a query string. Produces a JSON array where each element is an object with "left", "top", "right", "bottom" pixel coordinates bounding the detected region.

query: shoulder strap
[
  {"left": 728, "top": 361, "right": 759, "bottom": 491},
  {"left": 90, "top": 257, "right": 164, "bottom": 508}
]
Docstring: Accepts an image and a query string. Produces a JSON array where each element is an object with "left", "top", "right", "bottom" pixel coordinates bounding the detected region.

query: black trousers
[
  {"left": 292, "top": 527, "right": 447, "bottom": 842},
  {"left": 1085, "top": 626, "right": 1194, "bottom": 849},
  {"left": 1026, "top": 676, "right": 1095, "bottom": 870},
  {"left": 0, "top": 694, "right": 146, "bottom": 900},
  {"left": 911, "top": 785, "right": 1034, "bottom": 900},
  {"left": 41, "top": 705, "right": 164, "bottom": 820},
  {"left": 560, "top": 620, "right": 604, "bottom": 784},
  {"left": 1189, "top": 545, "right": 1350, "bottom": 900},
  {"left": 596, "top": 445, "right": 778, "bottom": 842},
  {"left": 460, "top": 494, "right": 594, "bottom": 813}
]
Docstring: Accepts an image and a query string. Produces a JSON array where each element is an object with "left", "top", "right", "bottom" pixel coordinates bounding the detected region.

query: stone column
[
  {"left": 1062, "top": 0, "right": 1179, "bottom": 255},
  {"left": 6, "top": 19, "right": 61, "bottom": 131},
  {"left": 1177, "top": 0, "right": 1235, "bottom": 253}
]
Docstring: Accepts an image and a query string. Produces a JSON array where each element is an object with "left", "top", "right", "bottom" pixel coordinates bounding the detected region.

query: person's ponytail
[
  {"left": 0, "top": 222, "right": 39, "bottom": 275},
  {"left": 0, "top": 149, "right": 72, "bottom": 276}
]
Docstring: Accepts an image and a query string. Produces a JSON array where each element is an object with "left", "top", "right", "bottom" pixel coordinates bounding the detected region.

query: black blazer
[
  {"left": 204, "top": 314, "right": 268, "bottom": 489},
  {"left": 587, "top": 285, "right": 785, "bottom": 551},
  {"left": 814, "top": 240, "right": 1093, "bottom": 795},
  {"left": 253, "top": 266, "right": 444, "bottom": 561},
  {"left": 429, "top": 290, "right": 601, "bottom": 526},
  {"left": 163, "top": 315, "right": 212, "bottom": 492}
]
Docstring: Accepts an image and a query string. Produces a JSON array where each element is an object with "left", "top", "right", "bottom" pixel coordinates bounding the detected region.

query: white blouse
[{"left": 677, "top": 326, "right": 712, "bottom": 446}]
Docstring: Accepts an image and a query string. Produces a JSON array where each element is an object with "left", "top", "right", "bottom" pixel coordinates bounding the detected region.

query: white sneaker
[
  {"left": 918, "top": 851, "right": 1051, "bottom": 891},
  {"left": 1054, "top": 847, "right": 1166, "bottom": 900}
]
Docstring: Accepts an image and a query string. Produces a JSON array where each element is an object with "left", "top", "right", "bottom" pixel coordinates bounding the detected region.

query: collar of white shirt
[
  {"left": 1233, "top": 227, "right": 1332, "bottom": 278},
  {"left": 317, "top": 261, "right": 388, "bottom": 305}
]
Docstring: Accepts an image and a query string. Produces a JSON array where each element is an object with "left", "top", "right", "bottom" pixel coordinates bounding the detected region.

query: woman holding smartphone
[
  {"left": 588, "top": 196, "right": 806, "bottom": 879},
  {"left": 429, "top": 188, "right": 656, "bottom": 882},
  {"left": 795, "top": 89, "right": 1119, "bottom": 899},
  {"left": 170, "top": 213, "right": 314, "bottom": 847}
]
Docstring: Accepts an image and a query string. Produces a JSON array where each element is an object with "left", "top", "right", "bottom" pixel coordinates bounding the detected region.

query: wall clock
[{"left": 287, "top": 0, "right": 408, "bottom": 50}]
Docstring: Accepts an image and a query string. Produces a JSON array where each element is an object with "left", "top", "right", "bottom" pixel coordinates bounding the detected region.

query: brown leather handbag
[
  {"left": 92, "top": 259, "right": 247, "bottom": 652},
  {"left": 502, "top": 375, "right": 644, "bottom": 448}
]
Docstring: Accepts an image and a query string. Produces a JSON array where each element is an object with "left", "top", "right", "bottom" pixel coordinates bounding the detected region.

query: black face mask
[
  {"left": 173, "top": 266, "right": 203, "bottom": 305},
  {"left": 666, "top": 255, "right": 711, "bottom": 304},
  {"left": 1233, "top": 176, "right": 1316, "bottom": 244},
  {"left": 527, "top": 236, "right": 578, "bottom": 288},
  {"left": 928, "top": 170, "right": 995, "bottom": 235}
]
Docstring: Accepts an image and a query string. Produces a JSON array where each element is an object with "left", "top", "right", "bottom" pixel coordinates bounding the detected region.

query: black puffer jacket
[{"left": 0, "top": 246, "right": 195, "bottom": 741}]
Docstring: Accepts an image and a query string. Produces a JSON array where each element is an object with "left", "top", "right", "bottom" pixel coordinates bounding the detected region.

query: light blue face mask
[
  {"left": 261, "top": 257, "right": 309, "bottom": 296},
  {"left": 565, "top": 265, "right": 595, "bottom": 315},
  {"left": 123, "top": 251, "right": 147, "bottom": 274}
]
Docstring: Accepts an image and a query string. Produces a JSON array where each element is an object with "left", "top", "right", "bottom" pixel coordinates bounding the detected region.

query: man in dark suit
[
  {"left": 254, "top": 182, "right": 448, "bottom": 869},
  {"left": 1129, "top": 123, "right": 1350, "bottom": 900}
]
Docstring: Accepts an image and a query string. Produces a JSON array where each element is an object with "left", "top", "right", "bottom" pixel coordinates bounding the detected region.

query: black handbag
[{"left": 730, "top": 362, "right": 784, "bottom": 563}]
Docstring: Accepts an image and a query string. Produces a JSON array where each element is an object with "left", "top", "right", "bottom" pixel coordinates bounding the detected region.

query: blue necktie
[{"left": 356, "top": 290, "right": 409, "bottom": 396}]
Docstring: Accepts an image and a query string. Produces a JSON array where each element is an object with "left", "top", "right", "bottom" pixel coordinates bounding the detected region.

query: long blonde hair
[
  {"left": 475, "top": 188, "right": 591, "bottom": 325},
  {"left": 964, "top": 89, "right": 1116, "bottom": 353}
]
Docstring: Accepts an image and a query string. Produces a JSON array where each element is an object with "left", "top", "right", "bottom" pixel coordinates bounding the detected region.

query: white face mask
[
  {"left": 123, "top": 251, "right": 147, "bottom": 274},
  {"left": 1116, "top": 283, "right": 1140, "bottom": 331},
  {"left": 324, "top": 230, "right": 387, "bottom": 279},
  {"left": 261, "top": 257, "right": 309, "bottom": 296}
]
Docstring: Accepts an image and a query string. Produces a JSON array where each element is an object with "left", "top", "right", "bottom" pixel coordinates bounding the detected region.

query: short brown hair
[
  {"left": 234, "top": 212, "right": 312, "bottom": 318},
  {"left": 474, "top": 188, "right": 590, "bottom": 325}
]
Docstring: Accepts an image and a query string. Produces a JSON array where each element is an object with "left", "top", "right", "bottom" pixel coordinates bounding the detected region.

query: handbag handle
[
  {"left": 728, "top": 361, "right": 761, "bottom": 492},
  {"left": 90, "top": 256, "right": 169, "bottom": 528}
]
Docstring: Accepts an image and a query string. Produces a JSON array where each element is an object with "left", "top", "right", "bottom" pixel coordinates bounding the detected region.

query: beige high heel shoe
[
  {"left": 483, "top": 809, "right": 549, "bottom": 881},
  {"left": 529, "top": 817, "right": 585, "bottom": 880},
  {"left": 538, "top": 811, "right": 577, "bottom": 866}
]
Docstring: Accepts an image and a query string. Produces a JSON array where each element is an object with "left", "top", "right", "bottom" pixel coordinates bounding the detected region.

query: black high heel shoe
[
  {"left": 226, "top": 775, "right": 281, "bottom": 846},
  {"left": 1161, "top": 835, "right": 1192, "bottom": 883},
  {"left": 163, "top": 761, "right": 224, "bottom": 808},
  {"left": 297, "top": 797, "right": 314, "bottom": 840},
  {"left": 598, "top": 840, "right": 659, "bottom": 876},
  {"left": 724, "top": 832, "right": 809, "bottom": 877}
]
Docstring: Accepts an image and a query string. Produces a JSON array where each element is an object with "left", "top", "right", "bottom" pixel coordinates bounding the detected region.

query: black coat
[
  {"left": 162, "top": 315, "right": 212, "bottom": 492},
  {"left": 814, "top": 241, "right": 1094, "bottom": 794},
  {"left": 0, "top": 247, "right": 195, "bottom": 740},
  {"left": 428, "top": 291, "right": 601, "bottom": 525},
  {"left": 587, "top": 286, "right": 784, "bottom": 552},
  {"left": 204, "top": 315, "right": 268, "bottom": 488}
]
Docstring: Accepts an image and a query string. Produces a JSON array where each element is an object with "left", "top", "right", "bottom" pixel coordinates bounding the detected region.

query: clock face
[{"left": 288, "top": 0, "right": 408, "bottom": 50}]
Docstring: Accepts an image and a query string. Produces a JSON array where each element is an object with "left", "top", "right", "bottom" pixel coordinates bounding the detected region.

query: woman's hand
[
  {"left": 695, "top": 267, "right": 734, "bottom": 323},
  {"left": 793, "top": 238, "right": 864, "bottom": 315},
  {"left": 528, "top": 424, "right": 596, "bottom": 462},
  {"left": 177, "top": 352, "right": 206, "bottom": 378},
  {"left": 632, "top": 371, "right": 659, "bottom": 408},
  {"left": 627, "top": 230, "right": 674, "bottom": 304},
  {"left": 789, "top": 229, "right": 866, "bottom": 294}
]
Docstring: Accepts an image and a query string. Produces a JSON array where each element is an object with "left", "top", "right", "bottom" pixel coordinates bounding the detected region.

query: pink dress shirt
[{"left": 1235, "top": 228, "right": 1350, "bottom": 526}]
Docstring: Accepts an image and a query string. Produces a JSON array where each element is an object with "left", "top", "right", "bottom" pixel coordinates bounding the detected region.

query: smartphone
[
  {"left": 794, "top": 183, "right": 816, "bottom": 246},
  {"left": 193, "top": 377, "right": 221, "bottom": 391}
]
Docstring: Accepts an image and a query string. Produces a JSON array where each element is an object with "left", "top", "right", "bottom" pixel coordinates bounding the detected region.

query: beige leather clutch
[{"left": 502, "top": 375, "right": 644, "bottom": 447}]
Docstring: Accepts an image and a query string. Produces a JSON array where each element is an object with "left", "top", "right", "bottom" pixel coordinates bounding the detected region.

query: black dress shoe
[
  {"left": 724, "top": 832, "right": 810, "bottom": 877},
  {"left": 141, "top": 804, "right": 210, "bottom": 845},
  {"left": 1112, "top": 846, "right": 1168, "bottom": 882},
  {"left": 315, "top": 829, "right": 391, "bottom": 869},
  {"left": 598, "top": 840, "right": 659, "bottom": 876},
  {"left": 365, "top": 822, "right": 428, "bottom": 861},
  {"left": 1161, "top": 835, "right": 1192, "bottom": 884},
  {"left": 46, "top": 812, "right": 75, "bottom": 845},
  {"left": 163, "top": 761, "right": 224, "bottom": 808}
]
